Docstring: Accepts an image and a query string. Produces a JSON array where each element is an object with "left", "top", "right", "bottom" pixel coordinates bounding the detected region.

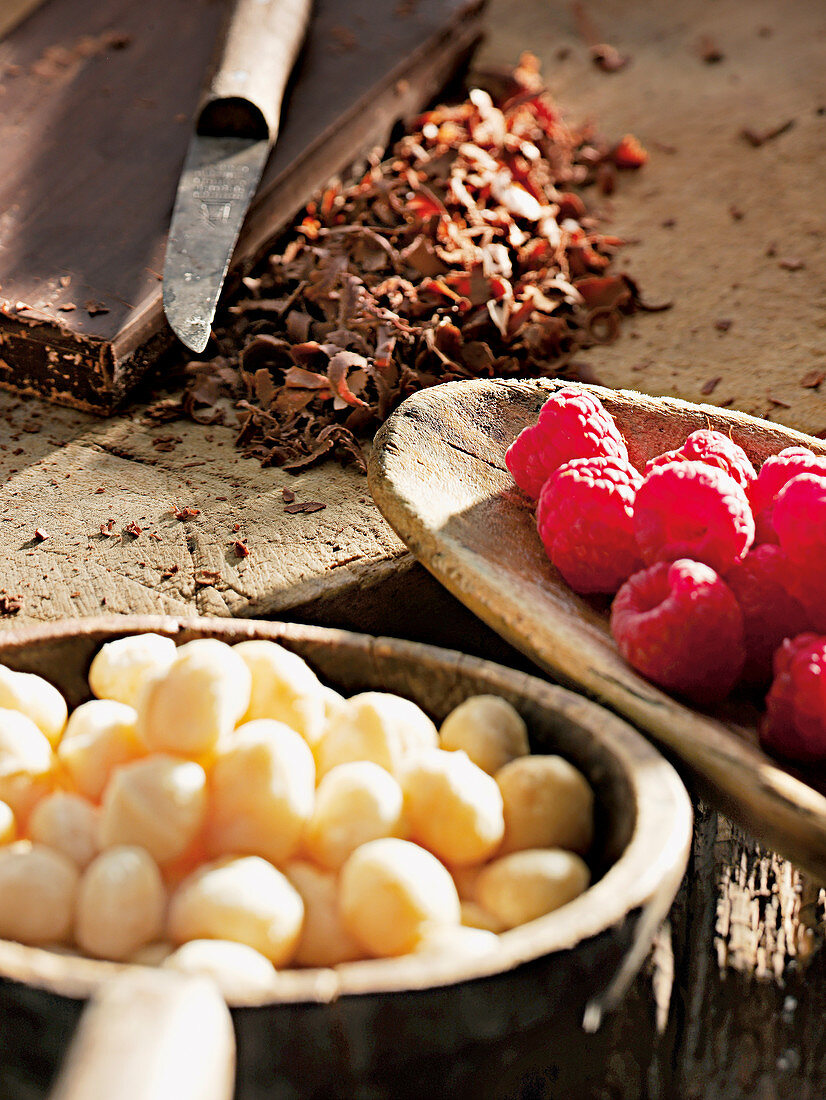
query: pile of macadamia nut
[{"left": 0, "top": 634, "right": 595, "bottom": 993}]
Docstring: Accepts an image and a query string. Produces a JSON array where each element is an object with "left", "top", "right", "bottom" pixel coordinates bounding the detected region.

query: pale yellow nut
[
  {"left": 496, "top": 755, "right": 594, "bottom": 856},
  {"left": 57, "top": 700, "right": 143, "bottom": 803},
  {"left": 316, "top": 692, "right": 437, "bottom": 780},
  {"left": 283, "top": 860, "right": 363, "bottom": 967},
  {"left": 162, "top": 939, "right": 278, "bottom": 1001},
  {"left": 476, "top": 849, "right": 590, "bottom": 929},
  {"left": 402, "top": 749, "right": 504, "bottom": 866},
  {"left": 75, "top": 846, "right": 166, "bottom": 960},
  {"left": 0, "top": 800, "right": 14, "bottom": 845},
  {"left": 207, "top": 720, "right": 315, "bottom": 865},
  {"left": 0, "top": 708, "right": 54, "bottom": 823},
  {"left": 89, "top": 633, "right": 178, "bottom": 709},
  {"left": 304, "top": 761, "right": 405, "bottom": 872},
  {"left": 460, "top": 900, "right": 504, "bottom": 934},
  {"left": 137, "top": 638, "right": 251, "bottom": 757},
  {"left": 318, "top": 685, "right": 348, "bottom": 726},
  {"left": 234, "top": 640, "right": 327, "bottom": 747},
  {"left": 440, "top": 695, "right": 529, "bottom": 776},
  {"left": 167, "top": 856, "right": 304, "bottom": 966},
  {"left": 130, "top": 941, "right": 174, "bottom": 966},
  {"left": 0, "top": 666, "right": 67, "bottom": 748},
  {"left": 339, "top": 838, "right": 460, "bottom": 958},
  {"left": 413, "top": 922, "right": 499, "bottom": 958},
  {"left": 100, "top": 755, "right": 207, "bottom": 865},
  {"left": 451, "top": 862, "right": 484, "bottom": 902},
  {"left": 28, "top": 792, "right": 100, "bottom": 869},
  {"left": 0, "top": 841, "right": 78, "bottom": 945}
]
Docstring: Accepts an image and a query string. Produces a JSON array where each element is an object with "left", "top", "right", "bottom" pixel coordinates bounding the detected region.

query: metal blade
[{"left": 163, "top": 135, "right": 270, "bottom": 353}]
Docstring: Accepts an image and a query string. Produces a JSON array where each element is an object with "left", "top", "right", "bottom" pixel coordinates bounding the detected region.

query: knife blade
[{"left": 163, "top": 0, "right": 312, "bottom": 353}]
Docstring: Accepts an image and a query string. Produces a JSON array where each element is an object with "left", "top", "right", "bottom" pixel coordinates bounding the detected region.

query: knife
[{"left": 163, "top": 0, "right": 312, "bottom": 354}]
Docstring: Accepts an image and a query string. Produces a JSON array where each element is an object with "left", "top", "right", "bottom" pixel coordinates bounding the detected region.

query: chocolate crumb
[
  {"left": 714, "top": 319, "right": 732, "bottom": 332},
  {"left": 701, "top": 377, "right": 722, "bottom": 395},
  {"left": 172, "top": 505, "right": 201, "bottom": 521},
  {"left": 283, "top": 501, "right": 326, "bottom": 515},
  {"left": 778, "top": 257, "right": 805, "bottom": 271},
  {"left": 281, "top": 488, "right": 296, "bottom": 504},
  {"left": 801, "top": 370, "right": 824, "bottom": 389},
  {"left": 33, "top": 528, "right": 49, "bottom": 542},
  {"left": 124, "top": 521, "right": 142, "bottom": 538},
  {"left": 232, "top": 539, "right": 250, "bottom": 558},
  {"left": 160, "top": 564, "right": 179, "bottom": 579}
]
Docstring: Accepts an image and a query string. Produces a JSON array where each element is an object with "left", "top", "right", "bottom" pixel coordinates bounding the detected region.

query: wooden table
[{"left": 1, "top": 0, "right": 825, "bottom": 1095}]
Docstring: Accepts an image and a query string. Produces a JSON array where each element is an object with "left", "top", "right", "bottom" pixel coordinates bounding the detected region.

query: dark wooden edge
[{"left": 0, "top": 614, "right": 691, "bottom": 1005}]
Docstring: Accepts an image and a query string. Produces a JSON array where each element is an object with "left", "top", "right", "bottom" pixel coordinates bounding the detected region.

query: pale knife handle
[
  {"left": 198, "top": 0, "right": 313, "bottom": 142},
  {"left": 49, "top": 968, "right": 236, "bottom": 1100}
]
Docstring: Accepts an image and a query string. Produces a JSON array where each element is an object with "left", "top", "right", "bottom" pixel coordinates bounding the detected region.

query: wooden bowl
[
  {"left": 0, "top": 616, "right": 691, "bottom": 1100},
  {"left": 367, "top": 377, "right": 826, "bottom": 880}
]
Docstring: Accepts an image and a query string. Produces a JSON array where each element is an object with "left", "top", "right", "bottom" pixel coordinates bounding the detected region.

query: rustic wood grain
[
  {"left": 0, "top": 615, "right": 691, "bottom": 1099},
  {"left": 368, "top": 377, "right": 826, "bottom": 882},
  {"left": 0, "top": 0, "right": 484, "bottom": 411}
]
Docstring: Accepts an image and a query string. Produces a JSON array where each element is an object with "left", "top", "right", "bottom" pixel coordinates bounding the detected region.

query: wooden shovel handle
[
  {"left": 197, "top": 0, "right": 313, "bottom": 141},
  {"left": 49, "top": 969, "right": 235, "bottom": 1100}
]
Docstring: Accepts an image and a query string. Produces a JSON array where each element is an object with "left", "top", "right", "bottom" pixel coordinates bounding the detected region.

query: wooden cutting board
[{"left": 0, "top": 0, "right": 484, "bottom": 413}]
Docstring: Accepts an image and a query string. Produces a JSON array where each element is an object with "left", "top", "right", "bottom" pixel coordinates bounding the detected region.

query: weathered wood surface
[
  {"left": 369, "top": 377, "right": 826, "bottom": 881},
  {"left": 0, "top": 617, "right": 691, "bottom": 1099},
  {"left": 0, "top": 0, "right": 484, "bottom": 410}
]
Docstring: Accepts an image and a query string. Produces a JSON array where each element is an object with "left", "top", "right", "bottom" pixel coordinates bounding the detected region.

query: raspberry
[
  {"left": 761, "top": 634, "right": 826, "bottom": 763},
  {"left": 724, "top": 545, "right": 811, "bottom": 685},
  {"left": 505, "top": 388, "right": 629, "bottom": 500},
  {"left": 536, "top": 457, "right": 643, "bottom": 594},
  {"left": 633, "top": 461, "right": 754, "bottom": 573},
  {"left": 772, "top": 473, "right": 826, "bottom": 629},
  {"left": 645, "top": 429, "right": 756, "bottom": 491},
  {"left": 610, "top": 559, "right": 745, "bottom": 703},
  {"left": 747, "top": 447, "right": 826, "bottom": 544}
]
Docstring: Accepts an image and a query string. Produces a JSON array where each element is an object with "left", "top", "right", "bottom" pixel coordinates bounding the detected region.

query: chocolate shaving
[
  {"left": 124, "top": 521, "right": 142, "bottom": 538},
  {"left": 33, "top": 528, "right": 49, "bottom": 542},
  {"left": 701, "top": 377, "right": 722, "bottom": 395},
  {"left": 0, "top": 592, "right": 23, "bottom": 616},
  {"left": 741, "top": 119, "right": 795, "bottom": 147},
  {"left": 172, "top": 505, "right": 200, "bottom": 521},
  {"left": 194, "top": 569, "right": 222, "bottom": 587},
  {"left": 801, "top": 370, "right": 824, "bottom": 389},
  {"left": 283, "top": 501, "right": 327, "bottom": 514},
  {"left": 232, "top": 539, "right": 250, "bottom": 558},
  {"left": 179, "top": 55, "right": 653, "bottom": 471},
  {"left": 282, "top": 488, "right": 296, "bottom": 504},
  {"left": 160, "top": 564, "right": 179, "bottom": 579}
]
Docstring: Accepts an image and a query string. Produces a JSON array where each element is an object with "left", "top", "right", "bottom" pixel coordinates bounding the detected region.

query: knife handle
[{"left": 197, "top": 0, "right": 312, "bottom": 143}]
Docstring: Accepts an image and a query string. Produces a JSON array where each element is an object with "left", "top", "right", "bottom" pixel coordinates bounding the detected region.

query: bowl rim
[{"left": 0, "top": 615, "right": 693, "bottom": 1006}]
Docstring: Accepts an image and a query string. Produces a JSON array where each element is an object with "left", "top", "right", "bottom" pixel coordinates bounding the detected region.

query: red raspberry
[
  {"left": 610, "top": 559, "right": 745, "bottom": 703},
  {"left": 724, "top": 545, "right": 811, "bottom": 686},
  {"left": 772, "top": 473, "right": 826, "bottom": 629},
  {"left": 536, "top": 457, "right": 643, "bottom": 594},
  {"left": 747, "top": 447, "right": 826, "bottom": 544},
  {"left": 645, "top": 429, "right": 756, "bottom": 491},
  {"left": 761, "top": 634, "right": 826, "bottom": 763},
  {"left": 505, "top": 388, "right": 629, "bottom": 500},
  {"left": 633, "top": 461, "right": 754, "bottom": 574}
]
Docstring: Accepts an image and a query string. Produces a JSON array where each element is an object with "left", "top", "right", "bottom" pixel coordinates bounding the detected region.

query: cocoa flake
[
  {"left": 281, "top": 488, "right": 296, "bottom": 504},
  {"left": 801, "top": 370, "right": 824, "bottom": 389},
  {"left": 701, "top": 377, "right": 722, "bottom": 395},
  {"left": 124, "top": 521, "right": 142, "bottom": 538},
  {"left": 33, "top": 528, "right": 49, "bottom": 542},
  {"left": 0, "top": 592, "right": 23, "bottom": 616},
  {"left": 231, "top": 539, "right": 250, "bottom": 558},
  {"left": 283, "top": 501, "right": 327, "bottom": 515},
  {"left": 160, "top": 564, "right": 179, "bottom": 579},
  {"left": 172, "top": 505, "right": 200, "bottom": 521}
]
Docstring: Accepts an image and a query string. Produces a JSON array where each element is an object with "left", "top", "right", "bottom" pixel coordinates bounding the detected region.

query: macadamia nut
[
  {"left": 317, "top": 692, "right": 437, "bottom": 779},
  {"left": 233, "top": 640, "right": 327, "bottom": 746},
  {"left": 413, "top": 923, "right": 499, "bottom": 958},
  {"left": 304, "top": 761, "right": 405, "bottom": 871},
  {"left": 89, "top": 633, "right": 177, "bottom": 709},
  {"left": 75, "top": 846, "right": 166, "bottom": 960},
  {"left": 0, "top": 800, "right": 14, "bottom": 845},
  {"left": 28, "top": 792, "right": 99, "bottom": 868},
  {"left": 100, "top": 755, "right": 207, "bottom": 865},
  {"left": 0, "top": 708, "right": 54, "bottom": 822},
  {"left": 339, "top": 838, "right": 460, "bottom": 957},
  {"left": 440, "top": 695, "right": 529, "bottom": 776},
  {"left": 167, "top": 856, "right": 304, "bottom": 966},
  {"left": 476, "top": 849, "right": 590, "bottom": 929},
  {"left": 137, "top": 638, "right": 251, "bottom": 757},
  {"left": 496, "top": 755, "right": 594, "bottom": 855},
  {"left": 283, "top": 861, "right": 363, "bottom": 967},
  {"left": 162, "top": 939, "right": 278, "bottom": 1001},
  {"left": 0, "top": 666, "right": 67, "bottom": 748},
  {"left": 402, "top": 749, "right": 504, "bottom": 866},
  {"left": 0, "top": 842, "right": 78, "bottom": 945},
  {"left": 460, "top": 900, "right": 504, "bottom": 934},
  {"left": 207, "top": 720, "right": 315, "bottom": 864},
  {"left": 58, "top": 700, "right": 143, "bottom": 802}
]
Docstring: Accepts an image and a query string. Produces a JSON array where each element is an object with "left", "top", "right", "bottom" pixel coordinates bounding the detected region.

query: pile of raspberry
[{"left": 506, "top": 387, "right": 826, "bottom": 764}]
